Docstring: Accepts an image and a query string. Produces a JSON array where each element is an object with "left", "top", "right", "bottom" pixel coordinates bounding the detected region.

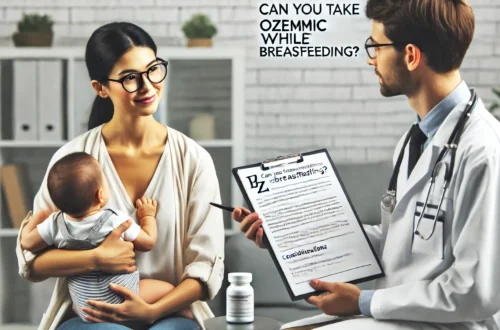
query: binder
[
  {"left": 0, "top": 61, "right": 2, "bottom": 139},
  {"left": 232, "top": 150, "right": 384, "bottom": 301},
  {"left": 0, "top": 163, "right": 33, "bottom": 228},
  {"left": 37, "top": 60, "right": 64, "bottom": 140},
  {"left": 1, "top": 60, "right": 14, "bottom": 139},
  {"left": 13, "top": 60, "right": 38, "bottom": 140}
]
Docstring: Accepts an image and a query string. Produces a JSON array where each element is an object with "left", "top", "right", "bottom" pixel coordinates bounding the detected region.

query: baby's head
[{"left": 47, "top": 152, "right": 109, "bottom": 217}]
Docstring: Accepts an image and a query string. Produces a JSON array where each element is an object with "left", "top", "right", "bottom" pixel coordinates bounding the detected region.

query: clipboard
[{"left": 232, "top": 149, "right": 385, "bottom": 301}]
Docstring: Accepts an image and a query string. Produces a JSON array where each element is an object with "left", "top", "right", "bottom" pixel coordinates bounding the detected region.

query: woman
[{"left": 15, "top": 22, "right": 225, "bottom": 330}]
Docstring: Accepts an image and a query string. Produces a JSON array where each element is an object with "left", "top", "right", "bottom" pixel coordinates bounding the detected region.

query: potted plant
[
  {"left": 181, "top": 13, "right": 217, "bottom": 47},
  {"left": 12, "top": 13, "right": 54, "bottom": 47}
]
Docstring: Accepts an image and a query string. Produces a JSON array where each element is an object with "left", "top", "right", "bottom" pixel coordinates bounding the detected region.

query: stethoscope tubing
[{"left": 383, "top": 89, "right": 478, "bottom": 240}]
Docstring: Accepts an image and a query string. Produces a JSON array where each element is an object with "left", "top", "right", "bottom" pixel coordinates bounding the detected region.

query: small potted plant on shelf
[
  {"left": 12, "top": 13, "right": 54, "bottom": 47},
  {"left": 181, "top": 13, "right": 217, "bottom": 47}
]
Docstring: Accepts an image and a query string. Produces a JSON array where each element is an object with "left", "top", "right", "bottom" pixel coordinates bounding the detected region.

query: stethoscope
[{"left": 381, "top": 89, "right": 478, "bottom": 240}]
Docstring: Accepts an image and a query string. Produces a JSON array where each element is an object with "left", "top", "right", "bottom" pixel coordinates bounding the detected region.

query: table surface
[{"left": 204, "top": 316, "right": 283, "bottom": 330}]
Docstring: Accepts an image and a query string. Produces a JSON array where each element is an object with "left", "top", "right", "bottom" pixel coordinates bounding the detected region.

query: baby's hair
[{"left": 47, "top": 152, "right": 103, "bottom": 216}]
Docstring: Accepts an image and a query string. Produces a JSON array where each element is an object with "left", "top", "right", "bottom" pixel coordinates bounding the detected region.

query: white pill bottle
[{"left": 226, "top": 272, "right": 254, "bottom": 323}]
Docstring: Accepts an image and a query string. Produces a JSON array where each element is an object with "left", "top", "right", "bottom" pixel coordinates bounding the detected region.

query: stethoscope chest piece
[{"left": 381, "top": 190, "right": 397, "bottom": 213}]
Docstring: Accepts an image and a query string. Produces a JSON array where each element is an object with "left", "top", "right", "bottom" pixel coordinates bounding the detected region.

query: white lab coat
[{"left": 320, "top": 96, "right": 500, "bottom": 330}]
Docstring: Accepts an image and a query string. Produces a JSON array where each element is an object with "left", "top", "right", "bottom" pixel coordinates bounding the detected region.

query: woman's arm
[
  {"left": 30, "top": 220, "right": 137, "bottom": 278},
  {"left": 151, "top": 148, "right": 224, "bottom": 319},
  {"left": 31, "top": 248, "right": 97, "bottom": 277},
  {"left": 149, "top": 278, "right": 207, "bottom": 322},
  {"left": 20, "top": 210, "right": 51, "bottom": 252}
]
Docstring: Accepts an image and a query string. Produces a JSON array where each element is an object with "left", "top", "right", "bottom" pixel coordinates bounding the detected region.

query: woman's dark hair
[{"left": 86, "top": 22, "right": 157, "bottom": 130}]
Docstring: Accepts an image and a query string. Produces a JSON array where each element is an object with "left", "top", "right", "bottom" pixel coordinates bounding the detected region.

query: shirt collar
[{"left": 418, "top": 80, "right": 470, "bottom": 139}]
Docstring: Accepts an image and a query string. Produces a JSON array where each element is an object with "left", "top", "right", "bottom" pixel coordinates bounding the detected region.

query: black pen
[
  {"left": 210, "top": 202, "right": 235, "bottom": 212},
  {"left": 210, "top": 202, "right": 252, "bottom": 216}
]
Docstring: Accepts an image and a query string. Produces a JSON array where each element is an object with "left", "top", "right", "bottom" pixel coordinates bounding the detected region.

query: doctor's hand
[
  {"left": 93, "top": 220, "right": 136, "bottom": 274},
  {"left": 306, "top": 280, "right": 361, "bottom": 317},
  {"left": 232, "top": 207, "right": 266, "bottom": 249}
]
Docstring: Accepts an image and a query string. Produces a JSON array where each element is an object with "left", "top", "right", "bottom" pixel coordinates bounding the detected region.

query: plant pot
[
  {"left": 12, "top": 31, "right": 53, "bottom": 47},
  {"left": 187, "top": 38, "right": 213, "bottom": 48}
]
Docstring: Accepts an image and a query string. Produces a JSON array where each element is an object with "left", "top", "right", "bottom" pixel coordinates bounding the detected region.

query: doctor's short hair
[
  {"left": 365, "top": 0, "right": 474, "bottom": 73},
  {"left": 47, "top": 152, "right": 103, "bottom": 216}
]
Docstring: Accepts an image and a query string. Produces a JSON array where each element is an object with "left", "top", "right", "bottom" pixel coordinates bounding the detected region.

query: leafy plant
[
  {"left": 182, "top": 14, "right": 217, "bottom": 39},
  {"left": 490, "top": 88, "right": 500, "bottom": 113},
  {"left": 17, "top": 13, "right": 53, "bottom": 33}
]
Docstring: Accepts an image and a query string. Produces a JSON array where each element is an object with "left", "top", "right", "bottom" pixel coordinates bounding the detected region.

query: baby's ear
[{"left": 96, "top": 187, "right": 105, "bottom": 204}]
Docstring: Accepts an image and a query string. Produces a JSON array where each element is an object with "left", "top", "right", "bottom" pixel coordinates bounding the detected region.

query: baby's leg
[{"left": 139, "top": 279, "right": 194, "bottom": 319}]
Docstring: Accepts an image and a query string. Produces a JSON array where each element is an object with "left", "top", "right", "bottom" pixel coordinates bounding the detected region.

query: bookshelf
[{"left": 0, "top": 46, "right": 245, "bottom": 328}]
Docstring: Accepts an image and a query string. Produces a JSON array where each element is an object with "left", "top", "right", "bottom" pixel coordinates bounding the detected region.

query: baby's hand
[{"left": 136, "top": 197, "right": 158, "bottom": 219}]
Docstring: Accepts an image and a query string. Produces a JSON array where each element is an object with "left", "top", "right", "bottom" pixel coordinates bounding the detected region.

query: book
[{"left": 1, "top": 163, "right": 33, "bottom": 228}]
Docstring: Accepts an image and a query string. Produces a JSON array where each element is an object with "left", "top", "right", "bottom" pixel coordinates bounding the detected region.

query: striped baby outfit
[{"left": 56, "top": 209, "right": 140, "bottom": 322}]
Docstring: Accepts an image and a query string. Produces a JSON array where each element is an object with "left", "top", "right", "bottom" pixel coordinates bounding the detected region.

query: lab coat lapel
[
  {"left": 394, "top": 100, "right": 468, "bottom": 212},
  {"left": 396, "top": 143, "right": 439, "bottom": 205}
]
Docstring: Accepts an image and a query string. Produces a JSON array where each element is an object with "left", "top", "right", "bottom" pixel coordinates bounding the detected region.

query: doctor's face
[{"left": 366, "top": 21, "right": 412, "bottom": 97}]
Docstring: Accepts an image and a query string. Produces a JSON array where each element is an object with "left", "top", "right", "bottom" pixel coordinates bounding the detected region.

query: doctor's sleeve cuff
[
  {"left": 181, "top": 255, "right": 225, "bottom": 301},
  {"left": 359, "top": 290, "right": 375, "bottom": 317}
]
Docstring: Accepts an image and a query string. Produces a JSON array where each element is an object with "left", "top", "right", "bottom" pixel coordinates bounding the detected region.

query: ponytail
[{"left": 87, "top": 96, "right": 114, "bottom": 130}]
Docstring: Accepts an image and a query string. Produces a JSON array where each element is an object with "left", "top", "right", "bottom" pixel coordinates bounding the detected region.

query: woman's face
[{"left": 99, "top": 46, "right": 165, "bottom": 119}]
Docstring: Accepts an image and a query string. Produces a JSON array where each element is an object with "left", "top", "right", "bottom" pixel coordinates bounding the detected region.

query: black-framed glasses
[
  {"left": 364, "top": 37, "right": 409, "bottom": 59},
  {"left": 104, "top": 58, "right": 168, "bottom": 93}
]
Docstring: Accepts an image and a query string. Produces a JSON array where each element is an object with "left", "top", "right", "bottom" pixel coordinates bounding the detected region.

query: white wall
[{"left": 0, "top": 0, "right": 497, "bottom": 165}]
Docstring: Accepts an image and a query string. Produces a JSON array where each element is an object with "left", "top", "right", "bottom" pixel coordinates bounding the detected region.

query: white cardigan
[{"left": 15, "top": 126, "right": 225, "bottom": 330}]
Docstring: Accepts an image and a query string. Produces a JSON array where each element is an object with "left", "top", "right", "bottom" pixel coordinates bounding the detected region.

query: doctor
[{"left": 233, "top": 0, "right": 500, "bottom": 329}]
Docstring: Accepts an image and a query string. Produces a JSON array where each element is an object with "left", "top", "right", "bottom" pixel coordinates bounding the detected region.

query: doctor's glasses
[
  {"left": 364, "top": 37, "right": 409, "bottom": 59},
  {"left": 104, "top": 59, "right": 168, "bottom": 93}
]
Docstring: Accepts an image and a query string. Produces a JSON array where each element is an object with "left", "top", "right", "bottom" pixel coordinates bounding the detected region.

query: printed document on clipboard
[{"left": 232, "top": 149, "right": 384, "bottom": 301}]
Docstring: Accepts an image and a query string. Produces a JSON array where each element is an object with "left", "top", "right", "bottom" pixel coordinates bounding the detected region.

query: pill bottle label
[{"left": 227, "top": 293, "right": 254, "bottom": 322}]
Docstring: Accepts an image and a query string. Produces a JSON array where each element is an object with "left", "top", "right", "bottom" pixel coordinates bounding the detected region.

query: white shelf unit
[{"left": 0, "top": 46, "right": 245, "bottom": 327}]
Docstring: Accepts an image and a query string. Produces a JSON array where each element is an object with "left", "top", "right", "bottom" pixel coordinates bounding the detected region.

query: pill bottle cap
[{"left": 228, "top": 272, "right": 252, "bottom": 283}]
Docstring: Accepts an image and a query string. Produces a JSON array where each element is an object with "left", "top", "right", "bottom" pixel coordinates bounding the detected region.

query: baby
[{"left": 21, "top": 152, "right": 193, "bottom": 322}]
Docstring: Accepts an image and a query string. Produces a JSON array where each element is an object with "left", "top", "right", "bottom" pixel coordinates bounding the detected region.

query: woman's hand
[
  {"left": 93, "top": 220, "right": 136, "bottom": 274},
  {"left": 232, "top": 207, "right": 266, "bottom": 249},
  {"left": 84, "top": 283, "right": 157, "bottom": 324}
]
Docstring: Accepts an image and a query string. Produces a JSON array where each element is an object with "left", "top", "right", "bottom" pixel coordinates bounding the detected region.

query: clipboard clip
[{"left": 261, "top": 153, "right": 304, "bottom": 171}]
